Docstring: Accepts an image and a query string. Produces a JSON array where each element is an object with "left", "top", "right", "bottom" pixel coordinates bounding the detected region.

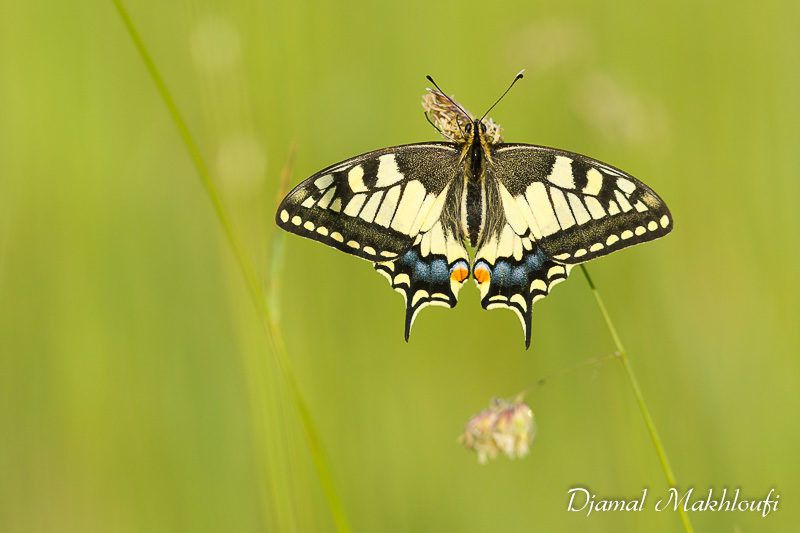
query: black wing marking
[
  {"left": 276, "top": 143, "right": 460, "bottom": 262},
  {"left": 489, "top": 143, "right": 673, "bottom": 263},
  {"left": 473, "top": 223, "right": 572, "bottom": 348},
  {"left": 375, "top": 215, "right": 469, "bottom": 341}
]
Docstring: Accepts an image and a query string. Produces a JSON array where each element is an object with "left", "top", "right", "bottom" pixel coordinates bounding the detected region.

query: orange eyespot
[
  {"left": 450, "top": 266, "right": 469, "bottom": 283},
  {"left": 474, "top": 265, "right": 491, "bottom": 284}
]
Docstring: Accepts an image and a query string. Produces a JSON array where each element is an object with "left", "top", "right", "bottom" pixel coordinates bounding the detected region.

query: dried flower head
[
  {"left": 422, "top": 89, "right": 503, "bottom": 144},
  {"left": 459, "top": 397, "right": 536, "bottom": 464}
]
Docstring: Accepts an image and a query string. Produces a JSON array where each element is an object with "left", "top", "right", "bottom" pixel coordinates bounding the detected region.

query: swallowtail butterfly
[{"left": 276, "top": 72, "right": 672, "bottom": 348}]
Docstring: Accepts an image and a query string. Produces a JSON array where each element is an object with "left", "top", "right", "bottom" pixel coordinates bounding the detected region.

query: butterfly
[{"left": 276, "top": 72, "right": 672, "bottom": 348}]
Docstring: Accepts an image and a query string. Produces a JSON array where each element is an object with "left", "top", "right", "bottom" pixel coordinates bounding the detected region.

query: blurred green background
[{"left": 1, "top": 0, "right": 798, "bottom": 531}]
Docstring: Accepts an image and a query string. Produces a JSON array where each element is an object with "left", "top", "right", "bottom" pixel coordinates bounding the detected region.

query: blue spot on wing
[{"left": 380, "top": 243, "right": 460, "bottom": 342}]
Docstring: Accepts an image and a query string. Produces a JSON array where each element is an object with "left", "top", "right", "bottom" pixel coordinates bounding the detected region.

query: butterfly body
[{"left": 276, "top": 83, "right": 672, "bottom": 348}]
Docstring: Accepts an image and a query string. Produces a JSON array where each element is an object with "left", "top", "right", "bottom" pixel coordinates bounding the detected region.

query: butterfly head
[
  {"left": 423, "top": 71, "right": 523, "bottom": 145},
  {"left": 464, "top": 120, "right": 500, "bottom": 151}
]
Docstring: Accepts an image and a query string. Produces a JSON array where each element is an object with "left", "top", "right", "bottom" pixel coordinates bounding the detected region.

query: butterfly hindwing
[
  {"left": 276, "top": 143, "right": 460, "bottom": 262},
  {"left": 375, "top": 215, "right": 469, "bottom": 340},
  {"left": 490, "top": 144, "right": 673, "bottom": 264},
  {"left": 473, "top": 144, "right": 671, "bottom": 347},
  {"left": 473, "top": 224, "right": 572, "bottom": 348}
]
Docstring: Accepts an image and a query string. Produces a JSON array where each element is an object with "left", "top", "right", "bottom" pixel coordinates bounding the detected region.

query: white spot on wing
[
  {"left": 525, "top": 182, "right": 559, "bottom": 236},
  {"left": 585, "top": 197, "right": 606, "bottom": 219},
  {"left": 514, "top": 194, "right": 543, "bottom": 239},
  {"left": 614, "top": 190, "right": 633, "bottom": 212},
  {"left": 343, "top": 194, "right": 366, "bottom": 216},
  {"left": 550, "top": 187, "right": 575, "bottom": 229},
  {"left": 530, "top": 279, "right": 547, "bottom": 292},
  {"left": 429, "top": 223, "right": 446, "bottom": 254},
  {"left": 497, "top": 226, "right": 515, "bottom": 258},
  {"left": 617, "top": 177, "right": 636, "bottom": 194},
  {"left": 375, "top": 185, "right": 401, "bottom": 227},
  {"left": 446, "top": 235, "right": 467, "bottom": 264},
  {"left": 279, "top": 210, "right": 289, "bottom": 223},
  {"left": 419, "top": 184, "right": 451, "bottom": 233},
  {"left": 510, "top": 294, "right": 527, "bottom": 308},
  {"left": 584, "top": 168, "right": 603, "bottom": 195},
  {"left": 478, "top": 235, "right": 499, "bottom": 265},
  {"left": 420, "top": 231, "right": 431, "bottom": 257},
  {"left": 391, "top": 180, "right": 426, "bottom": 234},
  {"left": 409, "top": 193, "right": 437, "bottom": 236},
  {"left": 512, "top": 234, "right": 523, "bottom": 260},
  {"left": 359, "top": 191, "right": 384, "bottom": 223},
  {"left": 316, "top": 188, "right": 335, "bottom": 209},
  {"left": 412, "top": 290, "right": 430, "bottom": 307},
  {"left": 567, "top": 193, "right": 591, "bottom": 224},
  {"left": 375, "top": 154, "right": 403, "bottom": 187},
  {"left": 314, "top": 174, "right": 333, "bottom": 190},
  {"left": 347, "top": 165, "right": 367, "bottom": 193},
  {"left": 546, "top": 156, "right": 575, "bottom": 189},
  {"left": 498, "top": 183, "right": 528, "bottom": 235}
]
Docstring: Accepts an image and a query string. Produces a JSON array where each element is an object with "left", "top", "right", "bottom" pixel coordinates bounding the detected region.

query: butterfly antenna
[
  {"left": 423, "top": 111, "right": 451, "bottom": 140},
  {"left": 479, "top": 69, "right": 525, "bottom": 122},
  {"left": 425, "top": 75, "right": 472, "bottom": 122}
]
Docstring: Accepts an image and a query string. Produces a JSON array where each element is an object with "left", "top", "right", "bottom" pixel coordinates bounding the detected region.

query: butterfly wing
[
  {"left": 475, "top": 144, "right": 673, "bottom": 347},
  {"left": 375, "top": 217, "right": 469, "bottom": 341},
  {"left": 490, "top": 144, "right": 673, "bottom": 262},
  {"left": 276, "top": 142, "right": 460, "bottom": 262},
  {"left": 277, "top": 142, "right": 469, "bottom": 339}
]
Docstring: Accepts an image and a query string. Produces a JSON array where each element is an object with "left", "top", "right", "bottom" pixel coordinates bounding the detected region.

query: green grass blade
[
  {"left": 580, "top": 265, "right": 694, "bottom": 533},
  {"left": 111, "top": 2, "right": 352, "bottom": 531}
]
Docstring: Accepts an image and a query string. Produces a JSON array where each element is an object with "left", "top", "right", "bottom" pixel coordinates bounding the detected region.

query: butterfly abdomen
[{"left": 464, "top": 179, "right": 485, "bottom": 247}]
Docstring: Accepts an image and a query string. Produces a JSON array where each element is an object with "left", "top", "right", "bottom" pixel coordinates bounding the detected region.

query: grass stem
[
  {"left": 580, "top": 265, "right": 693, "bottom": 533},
  {"left": 112, "top": 3, "right": 352, "bottom": 531}
]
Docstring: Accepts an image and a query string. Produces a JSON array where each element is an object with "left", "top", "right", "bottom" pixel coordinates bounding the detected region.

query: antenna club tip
[
  {"left": 516, "top": 68, "right": 526, "bottom": 79},
  {"left": 425, "top": 75, "right": 434, "bottom": 82}
]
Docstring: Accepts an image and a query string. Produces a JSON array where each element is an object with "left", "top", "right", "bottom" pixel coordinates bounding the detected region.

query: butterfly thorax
[{"left": 459, "top": 121, "right": 497, "bottom": 246}]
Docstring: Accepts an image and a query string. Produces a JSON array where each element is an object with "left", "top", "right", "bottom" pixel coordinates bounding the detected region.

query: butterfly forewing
[
  {"left": 490, "top": 144, "right": 673, "bottom": 263},
  {"left": 276, "top": 143, "right": 460, "bottom": 262}
]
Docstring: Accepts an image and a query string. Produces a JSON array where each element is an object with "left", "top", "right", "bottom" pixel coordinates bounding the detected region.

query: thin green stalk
[
  {"left": 580, "top": 265, "right": 693, "bottom": 533},
  {"left": 112, "top": 3, "right": 352, "bottom": 532}
]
